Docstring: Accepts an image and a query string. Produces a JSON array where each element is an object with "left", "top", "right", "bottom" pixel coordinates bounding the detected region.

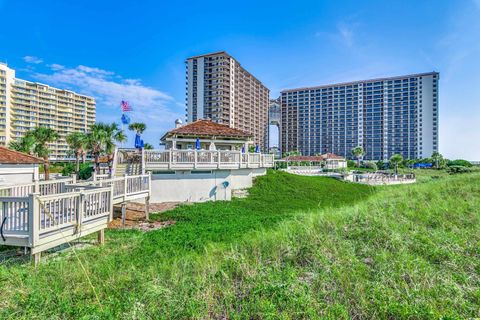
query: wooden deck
[{"left": 0, "top": 174, "right": 151, "bottom": 263}]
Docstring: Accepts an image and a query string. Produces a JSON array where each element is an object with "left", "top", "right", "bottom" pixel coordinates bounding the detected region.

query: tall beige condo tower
[
  {"left": 185, "top": 51, "right": 269, "bottom": 149},
  {"left": 0, "top": 63, "right": 96, "bottom": 159}
]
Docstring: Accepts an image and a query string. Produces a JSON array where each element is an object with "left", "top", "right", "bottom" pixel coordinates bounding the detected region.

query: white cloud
[
  {"left": 337, "top": 22, "right": 354, "bottom": 47},
  {"left": 48, "top": 63, "right": 65, "bottom": 71},
  {"left": 23, "top": 56, "right": 43, "bottom": 64},
  {"left": 32, "top": 64, "right": 183, "bottom": 145}
]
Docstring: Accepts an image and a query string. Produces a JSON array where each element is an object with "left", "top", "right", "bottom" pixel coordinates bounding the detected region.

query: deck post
[
  {"left": 97, "top": 229, "right": 105, "bottom": 245},
  {"left": 31, "top": 251, "right": 41, "bottom": 267},
  {"left": 145, "top": 196, "right": 150, "bottom": 221},
  {"left": 121, "top": 203, "right": 127, "bottom": 227}
]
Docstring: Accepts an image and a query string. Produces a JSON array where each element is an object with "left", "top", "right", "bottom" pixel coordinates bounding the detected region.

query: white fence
[
  {"left": 144, "top": 150, "right": 274, "bottom": 170},
  {"left": 69, "top": 174, "right": 151, "bottom": 204},
  {"left": 0, "top": 177, "right": 74, "bottom": 197},
  {"left": 0, "top": 187, "right": 113, "bottom": 254}
]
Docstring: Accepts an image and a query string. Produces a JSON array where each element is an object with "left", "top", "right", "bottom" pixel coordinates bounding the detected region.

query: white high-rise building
[
  {"left": 0, "top": 63, "right": 96, "bottom": 159},
  {"left": 281, "top": 72, "right": 439, "bottom": 160}
]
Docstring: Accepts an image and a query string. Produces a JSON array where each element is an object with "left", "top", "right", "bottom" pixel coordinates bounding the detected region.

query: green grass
[{"left": 0, "top": 170, "right": 479, "bottom": 319}]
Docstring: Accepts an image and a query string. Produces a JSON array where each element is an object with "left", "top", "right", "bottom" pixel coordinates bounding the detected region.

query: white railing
[
  {"left": 68, "top": 174, "right": 151, "bottom": 203},
  {"left": 0, "top": 187, "right": 113, "bottom": 249},
  {"left": 144, "top": 150, "right": 275, "bottom": 170},
  {"left": 0, "top": 177, "right": 74, "bottom": 198}
]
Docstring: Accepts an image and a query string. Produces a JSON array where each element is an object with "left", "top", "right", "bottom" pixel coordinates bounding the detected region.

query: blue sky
[{"left": 0, "top": 0, "right": 479, "bottom": 159}]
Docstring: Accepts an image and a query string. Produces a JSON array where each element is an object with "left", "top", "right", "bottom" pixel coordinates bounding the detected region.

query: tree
[
  {"left": 143, "top": 143, "right": 154, "bottom": 150},
  {"left": 27, "top": 127, "right": 59, "bottom": 180},
  {"left": 431, "top": 151, "right": 445, "bottom": 169},
  {"left": 66, "top": 132, "right": 88, "bottom": 176},
  {"left": 128, "top": 122, "right": 146, "bottom": 135},
  {"left": 351, "top": 146, "right": 364, "bottom": 167},
  {"left": 8, "top": 135, "right": 36, "bottom": 155},
  {"left": 389, "top": 154, "right": 404, "bottom": 175},
  {"left": 86, "top": 123, "right": 126, "bottom": 174}
]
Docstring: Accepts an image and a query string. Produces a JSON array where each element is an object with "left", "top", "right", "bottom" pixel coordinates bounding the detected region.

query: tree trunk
[
  {"left": 94, "top": 154, "right": 100, "bottom": 174},
  {"left": 82, "top": 152, "right": 86, "bottom": 164},
  {"left": 43, "top": 157, "right": 50, "bottom": 181},
  {"left": 75, "top": 152, "right": 80, "bottom": 175}
]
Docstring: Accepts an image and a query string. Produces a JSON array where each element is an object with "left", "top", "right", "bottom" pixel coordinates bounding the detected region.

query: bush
[
  {"left": 347, "top": 160, "right": 356, "bottom": 168},
  {"left": 78, "top": 162, "right": 93, "bottom": 180},
  {"left": 61, "top": 163, "right": 75, "bottom": 176},
  {"left": 447, "top": 165, "right": 472, "bottom": 174},
  {"left": 447, "top": 159, "right": 473, "bottom": 167},
  {"left": 362, "top": 161, "right": 377, "bottom": 171}
]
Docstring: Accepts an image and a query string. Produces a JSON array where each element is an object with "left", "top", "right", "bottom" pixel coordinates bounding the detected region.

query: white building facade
[{"left": 281, "top": 72, "right": 439, "bottom": 160}]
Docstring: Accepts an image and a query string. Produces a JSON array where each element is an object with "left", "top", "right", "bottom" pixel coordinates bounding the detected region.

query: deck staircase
[{"left": 113, "top": 148, "right": 144, "bottom": 177}]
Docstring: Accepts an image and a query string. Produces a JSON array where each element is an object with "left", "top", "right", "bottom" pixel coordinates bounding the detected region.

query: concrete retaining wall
[{"left": 149, "top": 168, "right": 267, "bottom": 203}]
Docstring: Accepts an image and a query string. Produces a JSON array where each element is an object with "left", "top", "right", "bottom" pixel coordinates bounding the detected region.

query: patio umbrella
[
  {"left": 140, "top": 139, "right": 144, "bottom": 148},
  {"left": 195, "top": 138, "right": 201, "bottom": 150},
  {"left": 255, "top": 144, "right": 260, "bottom": 153},
  {"left": 241, "top": 145, "right": 245, "bottom": 153},
  {"left": 134, "top": 134, "right": 142, "bottom": 148}
]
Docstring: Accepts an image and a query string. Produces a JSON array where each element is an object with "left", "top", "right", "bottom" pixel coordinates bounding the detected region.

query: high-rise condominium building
[
  {"left": 0, "top": 63, "right": 96, "bottom": 159},
  {"left": 185, "top": 51, "right": 269, "bottom": 149},
  {"left": 281, "top": 72, "right": 439, "bottom": 160}
]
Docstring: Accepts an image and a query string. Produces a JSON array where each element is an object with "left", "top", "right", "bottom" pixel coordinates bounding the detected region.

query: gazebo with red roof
[{"left": 160, "top": 119, "right": 254, "bottom": 151}]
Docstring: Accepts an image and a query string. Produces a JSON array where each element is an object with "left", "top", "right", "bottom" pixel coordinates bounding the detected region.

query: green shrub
[
  {"left": 447, "top": 159, "right": 473, "bottom": 167},
  {"left": 61, "top": 163, "right": 75, "bottom": 176},
  {"left": 78, "top": 162, "right": 93, "bottom": 180},
  {"left": 347, "top": 160, "right": 356, "bottom": 168},
  {"left": 362, "top": 161, "right": 377, "bottom": 171},
  {"left": 447, "top": 165, "right": 472, "bottom": 174}
]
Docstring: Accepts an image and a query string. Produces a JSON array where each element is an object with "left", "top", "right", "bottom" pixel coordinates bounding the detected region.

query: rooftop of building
[
  {"left": 0, "top": 147, "right": 43, "bottom": 164},
  {"left": 161, "top": 119, "right": 253, "bottom": 141},
  {"left": 185, "top": 51, "right": 269, "bottom": 89},
  {"left": 281, "top": 71, "right": 439, "bottom": 93}
]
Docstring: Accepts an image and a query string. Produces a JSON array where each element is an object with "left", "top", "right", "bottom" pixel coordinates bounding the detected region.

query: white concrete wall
[
  {"left": 0, "top": 164, "right": 39, "bottom": 186},
  {"left": 149, "top": 168, "right": 268, "bottom": 203}
]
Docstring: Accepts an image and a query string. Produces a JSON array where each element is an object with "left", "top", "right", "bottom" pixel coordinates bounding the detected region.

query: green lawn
[{"left": 0, "top": 170, "right": 479, "bottom": 319}]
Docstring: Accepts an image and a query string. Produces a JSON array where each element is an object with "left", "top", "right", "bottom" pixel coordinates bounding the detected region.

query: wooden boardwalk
[{"left": 0, "top": 174, "right": 151, "bottom": 264}]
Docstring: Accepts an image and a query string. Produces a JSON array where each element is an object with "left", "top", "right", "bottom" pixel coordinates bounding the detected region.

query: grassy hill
[{"left": 0, "top": 170, "right": 479, "bottom": 319}]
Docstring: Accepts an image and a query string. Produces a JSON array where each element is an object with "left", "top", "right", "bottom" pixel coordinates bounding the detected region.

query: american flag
[{"left": 121, "top": 100, "right": 132, "bottom": 112}]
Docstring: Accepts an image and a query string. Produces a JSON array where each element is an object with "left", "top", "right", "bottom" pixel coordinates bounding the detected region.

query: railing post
[
  {"left": 217, "top": 150, "right": 221, "bottom": 168},
  {"left": 109, "top": 184, "right": 114, "bottom": 221},
  {"left": 78, "top": 192, "right": 85, "bottom": 236},
  {"left": 124, "top": 175, "right": 128, "bottom": 199},
  {"left": 194, "top": 150, "right": 197, "bottom": 169},
  {"left": 141, "top": 148, "right": 146, "bottom": 175},
  {"left": 169, "top": 149, "right": 172, "bottom": 170},
  {"left": 28, "top": 193, "right": 40, "bottom": 248},
  {"left": 247, "top": 153, "right": 250, "bottom": 168}
]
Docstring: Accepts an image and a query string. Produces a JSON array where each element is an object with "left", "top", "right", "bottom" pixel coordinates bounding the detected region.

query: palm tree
[
  {"left": 86, "top": 123, "right": 126, "bottom": 173},
  {"left": 128, "top": 122, "right": 146, "bottom": 135},
  {"left": 27, "top": 127, "right": 59, "bottom": 180},
  {"left": 389, "top": 154, "right": 404, "bottom": 176},
  {"left": 8, "top": 135, "right": 36, "bottom": 155},
  {"left": 143, "top": 143, "right": 154, "bottom": 150},
  {"left": 431, "top": 151, "right": 444, "bottom": 169},
  {"left": 351, "top": 146, "right": 364, "bottom": 167},
  {"left": 66, "top": 132, "right": 88, "bottom": 175}
]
